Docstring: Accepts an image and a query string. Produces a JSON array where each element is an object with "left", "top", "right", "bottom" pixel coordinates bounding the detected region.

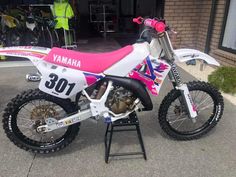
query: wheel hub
[
  {"left": 31, "top": 105, "right": 58, "bottom": 132},
  {"left": 174, "top": 105, "right": 182, "bottom": 116},
  {"left": 31, "top": 105, "right": 57, "bottom": 120}
]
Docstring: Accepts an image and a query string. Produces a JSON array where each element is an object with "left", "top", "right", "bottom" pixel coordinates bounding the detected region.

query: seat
[{"left": 44, "top": 45, "right": 134, "bottom": 73}]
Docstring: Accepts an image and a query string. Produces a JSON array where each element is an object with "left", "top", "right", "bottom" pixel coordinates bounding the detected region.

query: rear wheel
[
  {"left": 3, "top": 89, "right": 80, "bottom": 153},
  {"left": 158, "top": 81, "right": 224, "bottom": 140}
]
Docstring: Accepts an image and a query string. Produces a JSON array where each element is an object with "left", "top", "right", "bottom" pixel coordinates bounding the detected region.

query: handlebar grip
[
  {"left": 144, "top": 18, "right": 166, "bottom": 33},
  {"left": 155, "top": 22, "right": 166, "bottom": 33},
  {"left": 144, "top": 19, "right": 155, "bottom": 27},
  {"left": 133, "top": 17, "right": 166, "bottom": 33},
  {"left": 133, "top": 16, "right": 143, "bottom": 24}
]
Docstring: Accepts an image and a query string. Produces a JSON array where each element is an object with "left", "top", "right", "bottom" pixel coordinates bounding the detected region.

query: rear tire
[
  {"left": 158, "top": 81, "right": 224, "bottom": 140},
  {"left": 3, "top": 89, "right": 80, "bottom": 153}
]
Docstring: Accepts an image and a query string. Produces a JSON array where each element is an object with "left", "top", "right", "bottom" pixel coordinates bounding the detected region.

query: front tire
[
  {"left": 3, "top": 89, "right": 80, "bottom": 153},
  {"left": 158, "top": 81, "right": 224, "bottom": 140}
]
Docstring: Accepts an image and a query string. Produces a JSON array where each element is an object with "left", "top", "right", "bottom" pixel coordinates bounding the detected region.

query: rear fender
[
  {"left": 0, "top": 46, "right": 51, "bottom": 66},
  {"left": 174, "top": 49, "right": 220, "bottom": 66},
  {"left": 0, "top": 46, "right": 104, "bottom": 99}
]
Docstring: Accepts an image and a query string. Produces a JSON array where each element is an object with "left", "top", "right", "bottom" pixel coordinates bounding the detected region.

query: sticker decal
[
  {"left": 53, "top": 54, "right": 81, "bottom": 68},
  {"left": 129, "top": 56, "right": 170, "bottom": 96},
  {"left": 44, "top": 73, "right": 76, "bottom": 96},
  {"left": 38, "top": 63, "right": 88, "bottom": 99},
  {"left": 84, "top": 72, "right": 103, "bottom": 86}
]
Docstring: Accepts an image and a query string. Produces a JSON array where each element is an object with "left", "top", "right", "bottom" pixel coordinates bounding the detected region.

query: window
[{"left": 219, "top": 0, "right": 236, "bottom": 54}]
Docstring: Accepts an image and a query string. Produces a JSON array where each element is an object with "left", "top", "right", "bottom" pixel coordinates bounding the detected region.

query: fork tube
[
  {"left": 169, "top": 62, "right": 182, "bottom": 87},
  {"left": 158, "top": 32, "right": 175, "bottom": 61}
]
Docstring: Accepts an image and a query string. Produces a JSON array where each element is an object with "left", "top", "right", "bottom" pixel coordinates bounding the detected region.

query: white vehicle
[{"left": 0, "top": 17, "right": 224, "bottom": 154}]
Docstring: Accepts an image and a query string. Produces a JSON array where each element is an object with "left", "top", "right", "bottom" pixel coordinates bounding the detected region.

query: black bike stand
[{"left": 104, "top": 112, "right": 147, "bottom": 163}]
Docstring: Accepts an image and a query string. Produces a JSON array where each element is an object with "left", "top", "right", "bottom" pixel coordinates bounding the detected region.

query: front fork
[
  {"left": 158, "top": 31, "right": 197, "bottom": 121},
  {"left": 168, "top": 63, "right": 198, "bottom": 122}
]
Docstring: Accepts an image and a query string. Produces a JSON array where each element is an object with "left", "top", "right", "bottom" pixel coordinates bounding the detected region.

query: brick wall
[
  {"left": 209, "top": 0, "right": 236, "bottom": 66},
  {"left": 164, "top": 0, "right": 236, "bottom": 66},
  {"left": 164, "top": 0, "right": 201, "bottom": 49},
  {"left": 196, "top": 0, "right": 212, "bottom": 51}
]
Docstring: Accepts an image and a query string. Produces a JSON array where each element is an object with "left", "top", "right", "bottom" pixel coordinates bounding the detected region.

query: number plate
[{"left": 38, "top": 64, "right": 87, "bottom": 98}]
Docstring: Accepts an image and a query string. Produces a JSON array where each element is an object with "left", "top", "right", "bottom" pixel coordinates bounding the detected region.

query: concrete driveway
[{"left": 0, "top": 64, "right": 235, "bottom": 177}]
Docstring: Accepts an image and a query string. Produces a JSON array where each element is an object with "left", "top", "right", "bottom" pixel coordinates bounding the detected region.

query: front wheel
[
  {"left": 158, "top": 81, "right": 224, "bottom": 140},
  {"left": 3, "top": 89, "right": 80, "bottom": 153}
]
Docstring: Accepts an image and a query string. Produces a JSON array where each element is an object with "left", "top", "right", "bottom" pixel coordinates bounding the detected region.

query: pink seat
[{"left": 44, "top": 46, "right": 133, "bottom": 73}]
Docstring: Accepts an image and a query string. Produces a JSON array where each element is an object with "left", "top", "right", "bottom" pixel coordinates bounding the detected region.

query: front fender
[{"left": 174, "top": 48, "right": 220, "bottom": 66}]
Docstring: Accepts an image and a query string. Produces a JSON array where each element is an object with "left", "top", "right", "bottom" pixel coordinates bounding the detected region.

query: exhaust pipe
[{"left": 26, "top": 73, "right": 41, "bottom": 82}]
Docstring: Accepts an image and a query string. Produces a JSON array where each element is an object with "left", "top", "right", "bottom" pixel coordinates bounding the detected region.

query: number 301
[{"left": 45, "top": 73, "right": 75, "bottom": 96}]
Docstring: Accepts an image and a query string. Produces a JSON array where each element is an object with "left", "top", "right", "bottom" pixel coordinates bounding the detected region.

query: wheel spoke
[
  {"left": 196, "top": 96, "right": 211, "bottom": 109},
  {"left": 169, "top": 117, "right": 188, "bottom": 124},
  {"left": 174, "top": 118, "right": 186, "bottom": 130},
  {"left": 21, "top": 107, "right": 32, "bottom": 114},
  {"left": 197, "top": 104, "right": 214, "bottom": 113}
]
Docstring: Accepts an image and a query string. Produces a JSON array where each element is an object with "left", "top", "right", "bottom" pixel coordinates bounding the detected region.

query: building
[
  {"left": 1, "top": 0, "right": 235, "bottom": 66},
  {"left": 165, "top": 0, "right": 236, "bottom": 66}
]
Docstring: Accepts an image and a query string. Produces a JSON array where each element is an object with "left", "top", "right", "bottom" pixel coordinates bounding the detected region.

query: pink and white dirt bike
[{"left": 0, "top": 17, "right": 224, "bottom": 153}]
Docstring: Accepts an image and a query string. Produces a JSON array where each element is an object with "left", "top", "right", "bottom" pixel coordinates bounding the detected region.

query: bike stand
[{"left": 104, "top": 113, "right": 147, "bottom": 163}]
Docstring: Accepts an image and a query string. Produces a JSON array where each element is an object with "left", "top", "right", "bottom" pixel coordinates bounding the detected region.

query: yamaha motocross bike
[{"left": 0, "top": 17, "right": 224, "bottom": 153}]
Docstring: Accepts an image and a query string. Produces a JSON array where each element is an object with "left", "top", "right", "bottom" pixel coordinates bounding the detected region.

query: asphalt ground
[{"left": 0, "top": 64, "right": 235, "bottom": 177}]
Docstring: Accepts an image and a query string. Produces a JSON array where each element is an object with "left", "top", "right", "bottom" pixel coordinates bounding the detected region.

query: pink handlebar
[{"left": 133, "top": 17, "right": 166, "bottom": 33}]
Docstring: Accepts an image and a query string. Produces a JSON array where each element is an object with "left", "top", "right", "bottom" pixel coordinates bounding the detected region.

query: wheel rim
[
  {"left": 14, "top": 99, "right": 69, "bottom": 146},
  {"left": 166, "top": 90, "right": 216, "bottom": 135}
]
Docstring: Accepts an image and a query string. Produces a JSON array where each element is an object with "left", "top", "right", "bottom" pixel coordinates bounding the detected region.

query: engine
[{"left": 105, "top": 86, "right": 137, "bottom": 114}]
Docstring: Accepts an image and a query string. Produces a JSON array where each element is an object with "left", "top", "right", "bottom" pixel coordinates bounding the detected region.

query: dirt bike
[{"left": 0, "top": 17, "right": 224, "bottom": 154}]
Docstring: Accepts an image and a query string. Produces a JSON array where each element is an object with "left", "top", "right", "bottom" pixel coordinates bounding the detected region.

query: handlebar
[{"left": 133, "top": 17, "right": 166, "bottom": 33}]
